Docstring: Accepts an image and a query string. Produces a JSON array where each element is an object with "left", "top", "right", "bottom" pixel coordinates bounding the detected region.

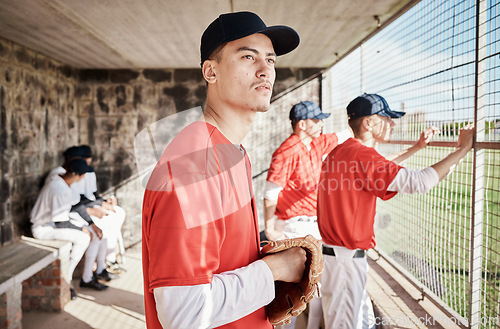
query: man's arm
[
  {"left": 263, "top": 181, "right": 285, "bottom": 240},
  {"left": 264, "top": 199, "right": 286, "bottom": 241},
  {"left": 334, "top": 128, "right": 353, "bottom": 144},
  {"left": 387, "top": 126, "right": 474, "bottom": 193},
  {"left": 154, "top": 249, "right": 306, "bottom": 329},
  {"left": 431, "top": 125, "right": 474, "bottom": 180},
  {"left": 387, "top": 126, "right": 440, "bottom": 164},
  {"left": 154, "top": 260, "right": 274, "bottom": 329}
]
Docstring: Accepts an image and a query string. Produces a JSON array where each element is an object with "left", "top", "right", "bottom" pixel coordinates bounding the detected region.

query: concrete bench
[{"left": 0, "top": 236, "right": 72, "bottom": 329}]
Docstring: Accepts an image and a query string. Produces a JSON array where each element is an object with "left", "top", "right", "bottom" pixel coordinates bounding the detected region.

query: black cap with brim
[
  {"left": 201, "top": 11, "right": 299, "bottom": 65},
  {"left": 290, "top": 101, "right": 331, "bottom": 121},
  {"left": 314, "top": 112, "right": 331, "bottom": 120},
  {"left": 66, "top": 158, "right": 94, "bottom": 175},
  {"left": 63, "top": 146, "right": 85, "bottom": 159},
  {"left": 378, "top": 108, "right": 406, "bottom": 119},
  {"left": 79, "top": 145, "right": 92, "bottom": 158},
  {"left": 347, "top": 93, "right": 405, "bottom": 119}
]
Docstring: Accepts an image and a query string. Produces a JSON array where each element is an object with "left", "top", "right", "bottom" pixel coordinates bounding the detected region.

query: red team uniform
[
  {"left": 142, "top": 122, "right": 270, "bottom": 329},
  {"left": 267, "top": 133, "right": 339, "bottom": 220},
  {"left": 318, "top": 138, "right": 403, "bottom": 249}
]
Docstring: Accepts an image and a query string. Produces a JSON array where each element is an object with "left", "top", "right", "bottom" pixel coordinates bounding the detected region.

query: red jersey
[
  {"left": 317, "top": 138, "right": 403, "bottom": 250},
  {"left": 266, "top": 133, "right": 339, "bottom": 219},
  {"left": 142, "top": 122, "right": 270, "bottom": 329}
]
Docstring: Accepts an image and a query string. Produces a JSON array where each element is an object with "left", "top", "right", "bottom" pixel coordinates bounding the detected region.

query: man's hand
[
  {"left": 81, "top": 226, "right": 92, "bottom": 240},
  {"left": 416, "top": 126, "right": 440, "bottom": 149},
  {"left": 101, "top": 201, "right": 116, "bottom": 212},
  {"left": 457, "top": 124, "right": 474, "bottom": 151},
  {"left": 431, "top": 124, "right": 475, "bottom": 180},
  {"left": 86, "top": 207, "right": 106, "bottom": 219},
  {"left": 91, "top": 223, "right": 104, "bottom": 240},
  {"left": 262, "top": 247, "right": 306, "bottom": 282},
  {"left": 107, "top": 196, "right": 118, "bottom": 206}
]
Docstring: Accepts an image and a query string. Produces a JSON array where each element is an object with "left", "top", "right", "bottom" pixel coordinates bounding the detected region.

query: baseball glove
[{"left": 260, "top": 234, "right": 323, "bottom": 326}]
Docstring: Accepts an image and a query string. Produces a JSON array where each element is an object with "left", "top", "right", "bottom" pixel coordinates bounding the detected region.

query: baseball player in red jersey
[
  {"left": 317, "top": 93, "right": 474, "bottom": 329},
  {"left": 264, "top": 101, "right": 350, "bottom": 329},
  {"left": 142, "top": 12, "right": 308, "bottom": 329}
]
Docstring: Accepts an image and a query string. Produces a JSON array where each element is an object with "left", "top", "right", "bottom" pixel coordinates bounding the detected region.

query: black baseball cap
[
  {"left": 289, "top": 101, "right": 330, "bottom": 121},
  {"left": 80, "top": 145, "right": 92, "bottom": 158},
  {"left": 62, "top": 146, "right": 85, "bottom": 159},
  {"left": 66, "top": 158, "right": 94, "bottom": 175},
  {"left": 347, "top": 93, "right": 405, "bottom": 119},
  {"left": 200, "top": 11, "right": 299, "bottom": 65}
]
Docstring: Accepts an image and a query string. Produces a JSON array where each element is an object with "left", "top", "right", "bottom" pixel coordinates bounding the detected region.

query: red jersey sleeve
[
  {"left": 319, "top": 133, "right": 339, "bottom": 155},
  {"left": 354, "top": 146, "right": 402, "bottom": 200}
]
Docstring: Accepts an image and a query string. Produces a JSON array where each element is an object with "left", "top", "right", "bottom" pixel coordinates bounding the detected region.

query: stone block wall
[
  {"left": 0, "top": 37, "right": 80, "bottom": 244},
  {"left": 75, "top": 68, "right": 208, "bottom": 246},
  {"left": 0, "top": 35, "right": 322, "bottom": 246}
]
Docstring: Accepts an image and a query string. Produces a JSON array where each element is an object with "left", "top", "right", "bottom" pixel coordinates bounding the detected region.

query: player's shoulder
[
  {"left": 162, "top": 121, "right": 223, "bottom": 161},
  {"left": 329, "top": 138, "right": 375, "bottom": 159},
  {"left": 273, "top": 134, "right": 302, "bottom": 157},
  {"left": 319, "top": 132, "right": 338, "bottom": 141},
  {"left": 332, "top": 137, "right": 358, "bottom": 151},
  {"left": 147, "top": 121, "right": 237, "bottom": 191},
  {"left": 45, "top": 175, "right": 69, "bottom": 197}
]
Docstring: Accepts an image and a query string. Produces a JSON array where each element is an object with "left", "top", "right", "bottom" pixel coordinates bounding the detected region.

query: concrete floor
[
  {"left": 22, "top": 245, "right": 464, "bottom": 329},
  {"left": 22, "top": 243, "right": 146, "bottom": 329}
]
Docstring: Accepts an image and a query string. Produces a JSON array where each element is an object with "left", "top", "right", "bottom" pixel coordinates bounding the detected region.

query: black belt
[
  {"left": 322, "top": 245, "right": 366, "bottom": 258},
  {"left": 296, "top": 216, "right": 317, "bottom": 222}
]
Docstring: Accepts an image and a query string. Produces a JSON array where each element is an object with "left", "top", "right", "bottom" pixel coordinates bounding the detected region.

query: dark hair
[
  {"left": 208, "top": 42, "right": 227, "bottom": 63},
  {"left": 348, "top": 117, "right": 366, "bottom": 137},
  {"left": 204, "top": 43, "right": 227, "bottom": 87}
]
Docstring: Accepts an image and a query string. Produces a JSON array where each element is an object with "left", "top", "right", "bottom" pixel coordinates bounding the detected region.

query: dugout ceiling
[{"left": 0, "top": 0, "right": 419, "bottom": 69}]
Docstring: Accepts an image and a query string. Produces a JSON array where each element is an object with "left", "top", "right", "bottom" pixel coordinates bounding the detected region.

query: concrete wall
[
  {"left": 0, "top": 36, "right": 321, "bottom": 247},
  {"left": 0, "top": 38, "right": 80, "bottom": 244}
]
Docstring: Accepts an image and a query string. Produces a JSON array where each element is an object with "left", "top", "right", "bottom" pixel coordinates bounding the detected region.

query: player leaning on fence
[{"left": 317, "top": 93, "right": 475, "bottom": 329}]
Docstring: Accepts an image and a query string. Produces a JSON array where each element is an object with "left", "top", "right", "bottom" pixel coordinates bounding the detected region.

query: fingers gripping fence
[{"left": 246, "top": 0, "right": 499, "bottom": 328}]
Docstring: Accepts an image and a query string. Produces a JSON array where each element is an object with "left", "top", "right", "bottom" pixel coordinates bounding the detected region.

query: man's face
[
  {"left": 303, "top": 119, "right": 324, "bottom": 139},
  {"left": 370, "top": 115, "right": 395, "bottom": 142},
  {"left": 212, "top": 33, "right": 277, "bottom": 113}
]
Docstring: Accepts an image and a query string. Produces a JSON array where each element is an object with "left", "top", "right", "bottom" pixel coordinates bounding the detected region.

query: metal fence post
[{"left": 469, "top": 0, "right": 487, "bottom": 327}]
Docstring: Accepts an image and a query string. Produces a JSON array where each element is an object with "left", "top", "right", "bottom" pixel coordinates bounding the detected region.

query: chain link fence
[{"left": 247, "top": 0, "right": 498, "bottom": 327}]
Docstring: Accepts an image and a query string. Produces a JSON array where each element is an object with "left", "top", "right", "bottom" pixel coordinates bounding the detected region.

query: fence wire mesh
[
  {"left": 247, "top": 0, "right": 498, "bottom": 327},
  {"left": 319, "top": 0, "right": 499, "bottom": 327}
]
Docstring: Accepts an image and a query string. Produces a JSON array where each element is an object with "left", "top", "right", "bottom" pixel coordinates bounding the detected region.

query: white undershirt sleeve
[
  {"left": 387, "top": 167, "right": 440, "bottom": 194},
  {"left": 264, "top": 181, "right": 284, "bottom": 201},
  {"left": 153, "top": 260, "right": 275, "bottom": 329}
]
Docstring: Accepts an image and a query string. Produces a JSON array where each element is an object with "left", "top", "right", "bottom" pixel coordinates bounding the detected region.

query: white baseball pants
[
  {"left": 32, "top": 225, "right": 91, "bottom": 282},
  {"left": 321, "top": 245, "right": 375, "bottom": 329}
]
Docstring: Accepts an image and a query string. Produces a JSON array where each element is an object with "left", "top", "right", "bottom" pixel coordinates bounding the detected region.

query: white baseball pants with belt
[{"left": 321, "top": 245, "right": 375, "bottom": 329}]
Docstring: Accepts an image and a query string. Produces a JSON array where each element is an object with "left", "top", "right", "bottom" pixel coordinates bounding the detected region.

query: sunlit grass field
[{"left": 374, "top": 144, "right": 500, "bottom": 324}]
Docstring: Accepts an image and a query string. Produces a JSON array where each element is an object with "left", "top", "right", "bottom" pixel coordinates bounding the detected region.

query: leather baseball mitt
[{"left": 260, "top": 234, "right": 323, "bottom": 326}]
